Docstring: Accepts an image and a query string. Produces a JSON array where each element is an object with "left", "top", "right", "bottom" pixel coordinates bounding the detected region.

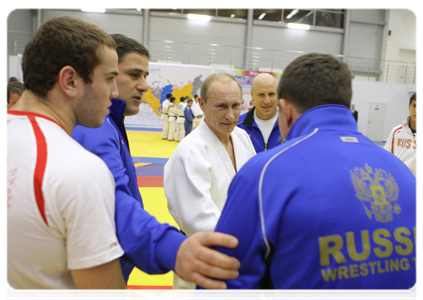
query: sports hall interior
[{"left": 7, "top": 8, "right": 417, "bottom": 290}]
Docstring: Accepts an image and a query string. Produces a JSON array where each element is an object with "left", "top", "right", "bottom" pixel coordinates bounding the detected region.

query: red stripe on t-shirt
[
  {"left": 391, "top": 126, "right": 403, "bottom": 155},
  {"left": 29, "top": 117, "right": 49, "bottom": 226},
  {"left": 8, "top": 110, "right": 65, "bottom": 131}
]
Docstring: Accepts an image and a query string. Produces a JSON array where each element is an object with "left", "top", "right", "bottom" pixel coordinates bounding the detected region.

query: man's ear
[
  {"left": 57, "top": 66, "right": 81, "bottom": 99},
  {"left": 279, "top": 98, "right": 293, "bottom": 126},
  {"left": 198, "top": 97, "right": 205, "bottom": 112}
]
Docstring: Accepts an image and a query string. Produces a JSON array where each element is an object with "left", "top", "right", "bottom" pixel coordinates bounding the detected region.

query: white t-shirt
[
  {"left": 7, "top": 111, "right": 124, "bottom": 289},
  {"left": 253, "top": 109, "right": 278, "bottom": 145}
]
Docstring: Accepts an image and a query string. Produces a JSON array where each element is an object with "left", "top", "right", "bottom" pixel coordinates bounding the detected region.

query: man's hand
[{"left": 174, "top": 232, "right": 240, "bottom": 289}]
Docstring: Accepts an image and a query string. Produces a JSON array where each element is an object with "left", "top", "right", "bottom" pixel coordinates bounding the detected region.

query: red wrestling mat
[
  {"left": 137, "top": 176, "right": 164, "bottom": 187},
  {"left": 126, "top": 285, "right": 172, "bottom": 300}
]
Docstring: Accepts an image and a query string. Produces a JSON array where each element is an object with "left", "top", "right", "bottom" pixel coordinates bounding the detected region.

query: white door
[{"left": 367, "top": 102, "right": 386, "bottom": 142}]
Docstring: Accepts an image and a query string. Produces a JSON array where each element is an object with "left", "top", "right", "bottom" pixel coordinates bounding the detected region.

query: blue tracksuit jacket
[
  {"left": 184, "top": 105, "right": 194, "bottom": 136},
  {"left": 236, "top": 107, "right": 282, "bottom": 153},
  {"left": 72, "top": 99, "right": 186, "bottom": 281},
  {"left": 207, "top": 105, "right": 416, "bottom": 289}
]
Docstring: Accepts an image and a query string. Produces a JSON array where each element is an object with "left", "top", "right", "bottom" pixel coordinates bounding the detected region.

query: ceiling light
[
  {"left": 187, "top": 14, "right": 211, "bottom": 21},
  {"left": 287, "top": 23, "right": 310, "bottom": 30},
  {"left": 286, "top": 9, "right": 299, "bottom": 19},
  {"left": 258, "top": 13, "right": 266, "bottom": 20},
  {"left": 81, "top": 8, "right": 106, "bottom": 13}
]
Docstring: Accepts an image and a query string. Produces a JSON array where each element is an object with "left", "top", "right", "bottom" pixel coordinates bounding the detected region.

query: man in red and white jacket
[{"left": 384, "top": 93, "right": 416, "bottom": 175}]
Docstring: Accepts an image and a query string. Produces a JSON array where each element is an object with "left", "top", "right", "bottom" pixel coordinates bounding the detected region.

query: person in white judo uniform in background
[
  {"left": 175, "top": 97, "right": 187, "bottom": 142},
  {"left": 161, "top": 93, "right": 172, "bottom": 140},
  {"left": 167, "top": 97, "right": 177, "bottom": 141},
  {"left": 164, "top": 73, "right": 256, "bottom": 289},
  {"left": 192, "top": 94, "right": 203, "bottom": 130}
]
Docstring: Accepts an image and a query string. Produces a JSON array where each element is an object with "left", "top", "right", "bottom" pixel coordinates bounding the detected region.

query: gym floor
[{"left": 124, "top": 127, "right": 180, "bottom": 290}]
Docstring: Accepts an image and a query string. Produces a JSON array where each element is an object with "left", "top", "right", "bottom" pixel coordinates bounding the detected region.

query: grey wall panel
[
  {"left": 350, "top": 9, "right": 385, "bottom": 23},
  {"left": 8, "top": 9, "right": 33, "bottom": 32},
  {"left": 149, "top": 16, "right": 246, "bottom": 47},
  {"left": 41, "top": 10, "right": 144, "bottom": 40},
  {"left": 8, "top": 9, "right": 34, "bottom": 55},
  {"left": 251, "top": 25, "right": 343, "bottom": 70},
  {"left": 149, "top": 16, "right": 246, "bottom": 67},
  {"left": 347, "top": 22, "right": 384, "bottom": 71},
  {"left": 252, "top": 25, "right": 343, "bottom": 54}
]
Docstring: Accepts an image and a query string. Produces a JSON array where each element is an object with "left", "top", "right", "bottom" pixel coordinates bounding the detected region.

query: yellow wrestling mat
[
  {"left": 126, "top": 129, "right": 180, "bottom": 289},
  {"left": 127, "top": 130, "right": 264, "bottom": 300}
]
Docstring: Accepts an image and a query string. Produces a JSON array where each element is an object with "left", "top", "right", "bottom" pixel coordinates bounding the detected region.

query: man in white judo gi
[
  {"left": 164, "top": 73, "right": 256, "bottom": 289},
  {"left": 175, "top": 96, "right": 187, "bottom": 141},
  {"left": 161, "top": 93, "right": 172, "bottom": 140},
  {"left": 192, "top": 94, "right": 203, "bottom": 130}
]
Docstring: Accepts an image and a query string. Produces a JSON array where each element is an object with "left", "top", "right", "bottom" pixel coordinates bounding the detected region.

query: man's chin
[{"left": 124, "top": 106, "right": 141, "bottom": 117}]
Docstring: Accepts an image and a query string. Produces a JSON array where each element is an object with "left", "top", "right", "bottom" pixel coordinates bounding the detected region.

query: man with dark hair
[
  {"left": 351, "top": 104, "right": 358, "bottom": 121},
  {"left": 8, "top": 16, "right": 125, "bottom": 289},
  {"left": 384, "top": 93, "right": 416, "bottom": 175},
  {"left": 184, "top": 98, "right": 195, "bottom": 136},
  {"left": 7, "top": 78, "right": 24, "bottom": 109},
  {"left": 72, "top": 34, "right": 240, "bottom": 289},
  {"left": 162, "top": 93, "right": 173, "bottom": 140},
  {"left": 7, "top": 76, "right": 19, "bottom": 84},
  {"left": 208, "top": 53, "right": 416, "bottom": 289}
]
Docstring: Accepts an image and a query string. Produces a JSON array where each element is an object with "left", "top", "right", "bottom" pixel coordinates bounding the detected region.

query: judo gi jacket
[{"left": 165, "top": 118, "right": 256, "bottom": 289}]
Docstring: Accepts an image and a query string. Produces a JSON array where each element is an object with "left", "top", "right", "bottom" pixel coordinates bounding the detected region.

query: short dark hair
[
  {"left": 8, "top": 81, "right": 24, "bottom": 102},
  {"left": 194, "top": 95, "right": 198, "bottom": 98},
  {"left": 278, "top": 53, "right": 352, "bottom": 113},
  {"left": 166, "top": 93, "right": 172, "bottom": 99},
  {"left": 22, "top": 17, "right": 116, "bottom": 98},
  {"left": 111, "top": 34, "right": 151, "bottom": 63},
  {"left": 8, "top": 77, "right": 20, "bottom": 84},
  {"left": 187, "top": 99, "right": 193, "bottom": 103},
  {"left": 170, "top": 97, "right": 176, "bottom": 102},
  {"left": 409, "top": 93, "right": 416, "bottom": 105},
  {"left": 180, "top": 97, "right": 185, "bottom": 101}
]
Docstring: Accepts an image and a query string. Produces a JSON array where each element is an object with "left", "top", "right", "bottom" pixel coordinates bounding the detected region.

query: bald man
[{"left": 237, "top": 73, "right": 282, "bottom": 152}]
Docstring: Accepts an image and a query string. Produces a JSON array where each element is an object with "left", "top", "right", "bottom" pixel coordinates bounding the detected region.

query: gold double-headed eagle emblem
[{"left": 350, "top": 163, "right": 400, "bottom": 223}]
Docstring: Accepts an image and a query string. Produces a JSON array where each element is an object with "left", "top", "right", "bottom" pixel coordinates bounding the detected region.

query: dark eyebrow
[
  {"left": 108, "top": 71, "right": 118, "bottom": 76},
  {"left": 128, "top": 68, "right": 149, "bottom": 76}
]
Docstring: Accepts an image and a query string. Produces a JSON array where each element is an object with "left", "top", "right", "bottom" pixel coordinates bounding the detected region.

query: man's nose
[{"left": 137, "top": 77, "right": 148, "bottom": 92}]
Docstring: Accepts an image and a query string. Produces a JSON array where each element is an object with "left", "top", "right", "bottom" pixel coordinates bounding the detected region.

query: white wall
[
  {"left": 41, "top": 10, "right": 144, "bottom": 40},
  {"left": 351, "top": 80, "right": 411, "bottom": 141},
  {"left": 382, "top": 9, "right": 416, "bottom": 62}
]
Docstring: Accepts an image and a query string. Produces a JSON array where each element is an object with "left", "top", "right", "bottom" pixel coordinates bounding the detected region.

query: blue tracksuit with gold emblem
[{"left": 207, "top": 105, "right": 416, "bottom": 289}]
